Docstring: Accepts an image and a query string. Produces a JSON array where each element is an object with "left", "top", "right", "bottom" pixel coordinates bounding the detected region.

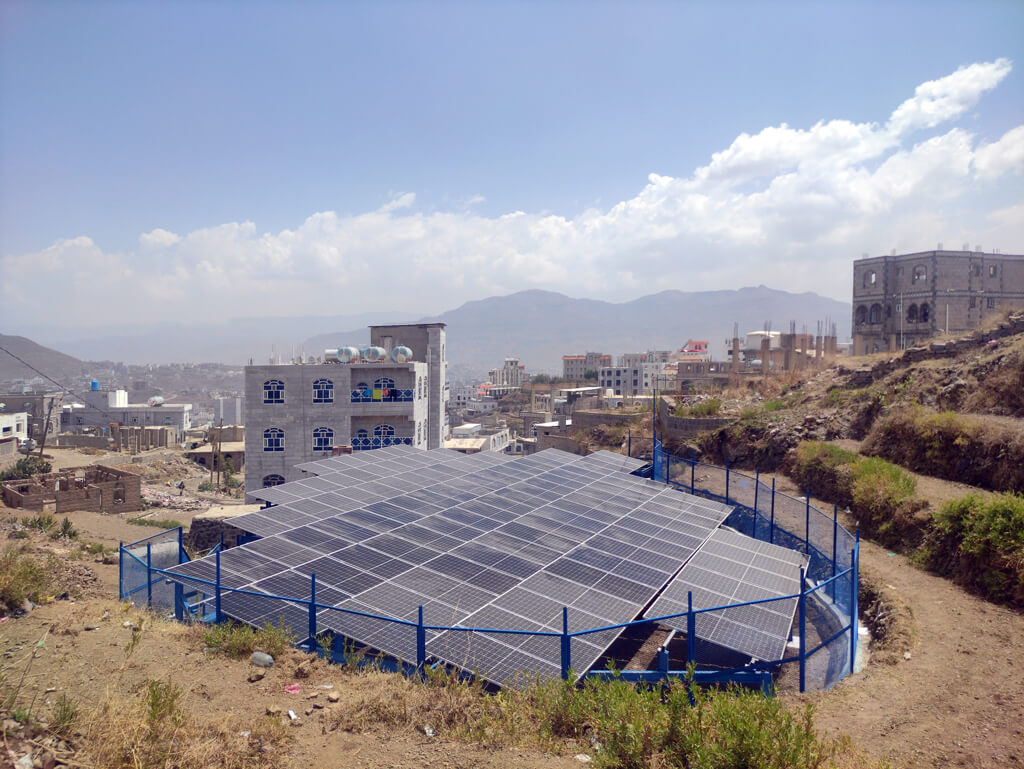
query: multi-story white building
[
  {"left": 67, "top": 386, "right": 192, "bottom": 437},
  {"left": 598, "top": 361, "right": 665, "bottom": 396},
  {"left": 243, "top": 323, "right": 447, "bottom": 497},
  {"left": 0, "top": 413, "right": 29, "bottom": 456}
]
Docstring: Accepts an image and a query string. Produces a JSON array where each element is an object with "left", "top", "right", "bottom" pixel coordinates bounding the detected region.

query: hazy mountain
[
  {"left": 34, "top": 312, "right": 419, "bottom": 365},
  {"left": 0, "top": 335, "right": 87, "bottom": 384},
  {"left": 306, "top": 286, "right": 852, "bottom": 375}
]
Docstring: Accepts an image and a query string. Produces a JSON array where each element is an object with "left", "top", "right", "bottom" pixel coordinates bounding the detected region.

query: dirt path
[{"left": 802, "top": 538, "right": 1024, "bottom": 769}]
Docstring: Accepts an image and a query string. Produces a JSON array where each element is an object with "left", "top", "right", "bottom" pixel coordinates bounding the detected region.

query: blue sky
[{"left": 2, "top": 1, "right": 1023, "bottom": 331}]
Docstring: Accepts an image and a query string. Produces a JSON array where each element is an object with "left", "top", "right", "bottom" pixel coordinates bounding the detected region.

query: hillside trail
[{"left": 798, "top": 530, "right": 1024, "bottom": 769}]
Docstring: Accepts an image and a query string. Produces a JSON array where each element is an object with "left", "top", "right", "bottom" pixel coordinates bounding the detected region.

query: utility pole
[{"left": 36, "top": 399, "right": 56, "bottom": 459}]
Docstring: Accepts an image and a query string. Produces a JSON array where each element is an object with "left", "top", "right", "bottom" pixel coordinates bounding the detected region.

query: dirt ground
[{"left": 2, "top": 457, "right": 1023, "bottom": 767}]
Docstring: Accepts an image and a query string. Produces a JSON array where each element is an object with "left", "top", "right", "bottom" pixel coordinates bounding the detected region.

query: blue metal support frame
[
  {"left": 560, "top": 606, "right": 571, "bottom": 680},
  {"left": 770, "top": 478, "right": 776, "bottom": 544},
  {"left": 308, "top": 573, "right": 317, "bottom": 649},
  {"left": 145, "top": 542, "right": 152, "bottom": 607},
  {"left": 798, "top": 566, "right": 806, "bottom": 693}
]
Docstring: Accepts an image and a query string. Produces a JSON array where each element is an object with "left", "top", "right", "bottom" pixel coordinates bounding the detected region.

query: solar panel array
[
  {"left": 167, "top": 446, "right": 733, "bottom": 686},
  {"left": 644, "top": 527, "right": 807, "bottom": 662}
]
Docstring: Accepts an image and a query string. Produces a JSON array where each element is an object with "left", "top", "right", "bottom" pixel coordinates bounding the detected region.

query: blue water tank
[{"left": 90, "top": 380, "right": 100, "bottom": 390}]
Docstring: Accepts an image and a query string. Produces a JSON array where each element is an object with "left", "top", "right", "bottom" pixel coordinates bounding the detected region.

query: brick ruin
[{"left": 1, "top": 464, "right": 142, "bottom": 514}]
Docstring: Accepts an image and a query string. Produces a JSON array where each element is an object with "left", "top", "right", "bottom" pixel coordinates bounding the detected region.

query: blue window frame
[
  {"left": 352, "top": 423, "right": 412, "bottom": 450},
  {"left": 263, "top": 427, "right": 284, "bottom": 451},
  {"left": 263, "top": 380, "right": 284, "bottom": 404},
  {"left": 313, "top": 426, "right": 333, "bottom": 451},
  {"left": 263, "top": 474, "right": 285, "bottom": 487},
  {"left": 312, "top": 378, "right": 334, "bottom": 403}
]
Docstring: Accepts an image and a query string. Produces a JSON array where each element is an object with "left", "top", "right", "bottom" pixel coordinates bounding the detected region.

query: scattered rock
[
  {"left": 64, "top": 625, "right": 84, "bottom": 636},
  {"left": 248, "top": 670, "right": 265, "bottom": 683},
  {"left": 251, "top": 651, "right": 274, "bottom": 668},
  {"left": 265, "top": 705, "right": 282, "bottom": 716},
  {"left": 904, "top": 650, "right": 912, "bottom": 660},
  {"left": 84, "top": 623, "right": 100, "bottom": 631},
  {"left": 101, "top": 553, "right": 118, "bottom": 565},
  {"left": 14, "top": 755, "right": 32, "bottom": 769},
  {"left": 293, "top": 662, "right": 311, "bottom": 679},
  {"left": 575, "top": 755, "right": 592, "bottom": 763},
  {"left": 422, "top": 724, "right": 436, "bottom": 737},
  {"left": 326, "top": 691, "right": 340, "bottom": 703},
  {"left": 304, "top": 706, "right": 314, "bottom": 716}
]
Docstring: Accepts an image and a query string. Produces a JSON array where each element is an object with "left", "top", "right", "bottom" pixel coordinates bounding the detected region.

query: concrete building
[
  {"left": 485, "top": 357, "right": 526, "bottom": 397},
  {"left": 0, "top": 413, "right": 28, "bottom": 456},
  {"left": 562, "top": 352, "right": 611, "bottom": 380},
  {"left": 598, "top": 361, "right": 665, "bottom": 396},
  {"left": 243, "top": 322, "right": 446, "bottom": 496},
  {"left": 852, "top": 249, "right": 1024, "bottom": 354},
  {"left": 217, "top": 397, "right": 244, "bottom": 425},
  {"left": 67, "top": 387, "right": 192, "bottom": 439},
  {"left": 444, "top": 421, "right": 511, "bottom": 455},
  {"left": 0, "top": 393, "right": 62, "bottom": 441}
]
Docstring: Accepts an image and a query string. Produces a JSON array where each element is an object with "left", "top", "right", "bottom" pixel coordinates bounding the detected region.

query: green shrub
[
  {"left": 786, "top": 441, "right": 926, "bottom": 547},
  {"left": 0, "top": 546, "right": 54, "bottom": 612},
  {"left": 0, "top": 456, "right": 51, "bottom": 482},
  {"left": 202, "top": 619, "right": 295, "bottom": 659},
  {"left": 127, "top": 517, "right": 180, "bottom": 529},
  {"left": 762, "top": 398, "right": 786, "bottom": 412},
  {"left": 51, "top": 694, "right": 78, "bottom": 737},
  {"left": 523, "top": 673, "right": 844, "bottom": 769},
  {"left": 920, "top": 492, "right": 1024, "bottom": 607},
  {"left": 197, "top": 480, "right": 214, "bottom": 492},
  {"left": 863, "top": 406, "right": 1024, "bottom": 492}
]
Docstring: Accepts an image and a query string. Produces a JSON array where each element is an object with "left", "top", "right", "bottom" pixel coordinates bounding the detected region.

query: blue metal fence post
[
  {"left": 665, "top": 451, "right": 670, "bottom": 485},
  {"left": 849, "top": 546, "right": 857, "bottom": 672},
  {"left": 657, "top": 644, "right": 669, "bottom": 678},
  {"left": 174, "top": 582, "right": 184, "bottom": 621},
  {"left": 804, "top": 492, "right": 811, "bottom": 555},
  {"left": 831, "top": 505, "right": 839, "bottom": 602},
  {"left": 690, "top": 451, "right": 695, "bottom": 494},
  {"left": 769, "top": 479, "right": 776, "bottom": 544},
  {"left": 560, "top": 607, "right": 571, "bottom": 680},
  {"left": 214, "top": 548, "right": 222, "bottom": 623},
  {"left": 178, "top": 527, "right": 184, "bottom": 564},
  {"left": 308, "top": 573, "right": 317, "bottom": 650},
  {"left": 118, "top": 541, "right": 123, "bottom": 600},
  {"left": 627, "top": 429, "right": 631, "bottom": 458},
  {"left": 725, "top": 460, "right": 730, "bottom": 503},
  {"left": 753, "top": 469, "right": 760, "bottom": 539},
  {"left": 798, "top": 567, "right": 807, "bottom": 693},
  {"left": 145, "top": 542, "right": 153, "bottom": 607},
  {"left": 686, "top": 591, "right": 696, "bottom": 665},
  {"left": 416, "top": 606, "right": 426, "bottom": 672}
]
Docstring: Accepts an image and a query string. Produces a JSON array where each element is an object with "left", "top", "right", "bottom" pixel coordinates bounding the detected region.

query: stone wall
[
  {"left": 570, "top": 410, "right": 646, "bottom": 431},
  {"left": 1, "top": 464, "right": 141, "bottom": 514},
  {"left": 54, "top": 434, "right": 111, "bottom": 449},
  {"left": 657, "top": 397, "right": 733, "bottom": 440}
]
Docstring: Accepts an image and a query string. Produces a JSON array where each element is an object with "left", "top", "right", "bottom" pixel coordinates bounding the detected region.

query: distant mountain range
[
  {"left": 306, "top": 286, "right": 851, "bottom": 375},
  {"left": 0, "top": 334, "right": 88, "bottom": 384},
  {"left": 12, "top": 287, "right": 849, "bottom": 377}
]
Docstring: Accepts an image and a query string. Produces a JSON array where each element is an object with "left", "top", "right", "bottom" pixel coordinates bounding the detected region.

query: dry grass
[{"left": 80, "top": 679, "right": 292, "bottom": 769}]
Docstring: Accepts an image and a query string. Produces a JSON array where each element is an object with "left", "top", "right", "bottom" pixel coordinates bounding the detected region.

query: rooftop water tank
[
  {"left": 391, "top": 345, "right": 413, "bottom": 363},
  {"left": 90, "top": 380, "right": 100, "bottom": 391},
  {"left": 323, "top": 348, "right": 339, "bottom": 362},
  {"left": 336, "top": 346, "right": 360, "bottom": 363},
  {"left": 362, "top": 346, "right": 386, "bottom": 362}
]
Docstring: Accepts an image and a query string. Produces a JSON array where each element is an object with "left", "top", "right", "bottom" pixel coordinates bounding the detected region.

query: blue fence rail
[{"left": 120, "top": 452, "right": 858, "bottom": 693}]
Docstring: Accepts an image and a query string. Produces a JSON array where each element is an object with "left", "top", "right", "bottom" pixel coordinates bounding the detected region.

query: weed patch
[
  {"left": 0, "top": 545, "right": 55, "bottom": 612},
  {"left": 128, "top": 517, "right": 181, "bottom": 529},
  {"left": 919, "top": 492, "right": 1024, "bottom": 607},
  {"left": 201, "top": 619, "right": 295, "bottom": 659}
]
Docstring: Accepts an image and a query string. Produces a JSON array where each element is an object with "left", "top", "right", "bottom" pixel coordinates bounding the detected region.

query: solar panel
[
  {"left": 644, "top": 527, "right": 807, "bottom": 662},
  {"left": 167, "top": 447, "right": 732, "bottom": 686}
]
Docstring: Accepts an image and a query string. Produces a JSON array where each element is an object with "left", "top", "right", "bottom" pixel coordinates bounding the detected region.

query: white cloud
[
  {"left": 139, "top": 228, "right": 181, "bottom": 248},
  {"left": 4, "top": 59, "right": 1022, "bottom": 332},
  {"left": 974, "top": 126, "right": 1024, "bottom": 179},
  {"left": 887, "top": 58, "right": 1012, "bottom": 136}
]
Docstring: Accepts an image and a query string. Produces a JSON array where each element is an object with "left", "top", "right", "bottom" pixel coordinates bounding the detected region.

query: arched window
[
  {"left": 263, "top": 380, "right": 284, "bottom": 404},
  {"left": 312, "top": 378, "right": 334, "bottom": 403},
  {"left": 263, "top": 427, "right": 284, "bottom": 451},
  {"left": 869, "top": 304, "right": 882, "bottom": 323},
  {"left": 351, "top": 381, "right": 371, "bottom": 402},
  {"left": 920, "top": 303, "right": 930, "bottom": 323},
  {"left": 353, "top": 428, "right": 371, "bottom": 450},
  {"left": 906, "top": 304, "right": 918, "bottom": 323},
  {"left": 313, "top": 426, "right": 334, "bottom": 451},
  {"left": 263, "top": 474, "right": 286, "bottom": 488},
  {"left": 863, "top": 270, "right": 877, "bottom": 288},
  {"left": 374, "top": 376, "right": 395, "bottom": 401},
  {"left": 855, "top": 305, "right": 867, "bottom": 325},
  {"left": 912, "top": 265, "right": 927, "bottom": 284}
]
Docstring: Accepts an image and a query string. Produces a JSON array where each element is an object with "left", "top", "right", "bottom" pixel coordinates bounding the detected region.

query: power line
[{"left": 0, "top": 343, "right": 120, "bottom": 422}]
